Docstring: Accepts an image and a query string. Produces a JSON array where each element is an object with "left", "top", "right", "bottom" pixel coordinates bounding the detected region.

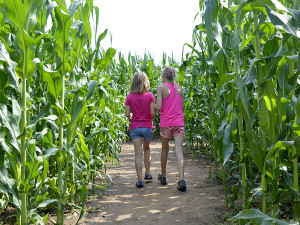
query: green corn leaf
[
  {"left": 42, "top": 128, "right": 53, "bottom": 147},
  {"left": 23, "top": 0, "right": 42, "bottom": 33},
  {"left": 278, "top": 97, "right": 289, "bottom": 126},
  {"left": 43, "top": 67, "right": 62, "bottom": 104},
  {"left": 0, "top": 70, "right": 8, "bottom": 92},
  {"left": 31, "top": 103, "right": 50, "bottom": 124},
  {"left": 86, "top": 80, "right": 97, "bottom": 101},
  {"left": 236, "top": 76, "right": 256, "bottom": 125},
  {"left": 79, "top": 183, "right": 88, "bottom": 205},
  {"left": 263, "top": 80, "right": 277, "bottom": 142},
  {"left": 232, "top": 208, "right": 299, "bottom": 224},
  {"left": 266, "top": 141, "right": 293, "bottom": 159},
  {"left": 214, "top": 49, "right": 226, "bottom": 77},
  {"left": 293, "top": 95, "right": 300, "bottom": 136},
  {"left": 0, "top": 71, "right": 8, "bottom": 104},
  {"left": 0, "top": 104, "right": 20, "bottom": 152},
  {"left": 44, "top": 147, "right": 59, "bottom": 159},
  {"left": 245, "top": 122, "right": 264, "bottom": 172},
  {"left": 216, "top": 72, "right": 234, "bottom": 94},
  {"left": 242, "top": 2, "right": 268, "bottom": 16},
  {"left": 94, "top": 29, "right": 108, "bottom": 59},
  {"left": 204, "top": 0, "right": 217, "bottom": 54},
  {"left": 95, "top": 47, "right": 117, "bottom": 71},
  {"left": 3, "top": 0, "right": 36, "bottom": 79},
  {"left": 0, "top": 127, "right": 12, "bottom": 154},
  {"left": 178, "top": 63, "right": 186, "bottom": 84},
  {"left": 76, "top": 130, "right": 90, "bottom": 171},
  {"left": 54, "top": 6, "right": 72, "bottom": 73},
  {"left": 235, "top": 0, "right": 250, "bottom": 26},
  {"left": 27, "top": 199, "right": 57, "bottom": 222},
  {"left": 265, "top": 5, "right": 300, "bottom": 38},
  {"left": 0, "top": 40, "right": 17, "bottom": 68},
  {"left": 6, "top": 152, "right": 20, "bottom": 184},
  {"left": 93, "top": 6, "right": 100, "bottom": 39},
  {"left": 262, "top": 36, "right": 280, "bottom": 57},
  {"left": 222, "top": 124, "right": 234, "bottom": 165},
  {"left": 67, "top": 99, "right": 87, "bottom": 147},
  {"left": 6, "top": 64, "right": 19, "bottom": 92},
  {"left": 46, "top": 1, "right": 58, "bottom": 21},
  {"left": 82, "top": 3, "right": 92, "bottom": 45},
  {"left": 278, "top": 64, "right": 289, "bottom": 98},
  {"left": 35, "top": 199, "right": 57, "bottom": 209},
  {"left": 68, "top": 0, "right": 84, "bottom": 18},
  {"left": 282, "top": 169, "right": 294, "bottom": 190},
  {"left": 0, "top": 166, "right": 21, "bottom": 209},
  {"left": 3, "top": 0, "right": 25, "bottom": 29},
  {"left": 0, "top": 183, "right": 10, "bottom": 202},
  {"left": 264, "top": 0, "right": 287, "bottom": 11},
  {"left": 42, "top": 156, "right": 49, "bottom": 181},
  {"left": 36, "top": 1, "right": 47, "bottom": 31},
  {"left": 288, "top": 8, "right": 300, "bottom": 25}
]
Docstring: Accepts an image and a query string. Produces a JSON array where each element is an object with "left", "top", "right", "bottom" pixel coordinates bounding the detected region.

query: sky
[{"left": 94, "top": 0, "right": 199, "bottom": 63}]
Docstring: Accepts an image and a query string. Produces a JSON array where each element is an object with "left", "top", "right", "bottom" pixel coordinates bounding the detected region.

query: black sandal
[
  {"left": 177, "top": 179, "right": 186, "bottom": 191},
  {"left": 158, "top": 173, "right": 167, "bottom": 185},
  {"left": 136, "top": 180, "right": 144, "bottom": 188}
]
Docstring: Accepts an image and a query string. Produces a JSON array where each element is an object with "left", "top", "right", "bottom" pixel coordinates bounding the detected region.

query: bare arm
[
  {"left": 125, "top": 105, "right": 131, "bottom": 118},
  {"left": 177, "top": 84, "right": 184, "bottom": 111},
  {"left": 150, "top": 102, "right": 156, "bottom": 117},
  {"left": 155, "top": 86, "right": 163, "bottom": 111}
]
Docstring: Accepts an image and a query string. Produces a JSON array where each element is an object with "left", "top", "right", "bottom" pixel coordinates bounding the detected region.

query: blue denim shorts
[{"left": 130, "top": 128, "right": 153, "bottom": 140}]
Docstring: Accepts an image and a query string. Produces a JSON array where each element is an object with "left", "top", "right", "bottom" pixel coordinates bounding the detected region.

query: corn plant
[
  {"left": 182, "top": 0, "right": 300, "bottom": 223},
  {"left": 0, "top": 0, "right": 128, "bottom": 224}
]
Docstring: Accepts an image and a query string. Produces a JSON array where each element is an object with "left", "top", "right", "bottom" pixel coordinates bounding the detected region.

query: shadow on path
[{"left": 77, "top": 140, "right": 229, "bottom": 225}]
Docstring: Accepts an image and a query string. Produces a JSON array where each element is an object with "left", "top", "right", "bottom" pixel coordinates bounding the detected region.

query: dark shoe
[
  {"left": 136, "top": 180, "right": 144, "bottom": 188},
  {"left": 145, "top": 173, "right": 153, "bottom": 180},
  {"left": 158, "top": 173, "right": 167, "bottom": 185},
  {"left": 177, "top": 179, "right": 186, "bottom": 191}
]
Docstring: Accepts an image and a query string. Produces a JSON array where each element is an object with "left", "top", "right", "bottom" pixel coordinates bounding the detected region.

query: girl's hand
[
  {"left": 125, "top": 106, "right": 131, "bottom": 118},
  {"left": 150, "top": 102, "right": 156, "bottom": 117}
]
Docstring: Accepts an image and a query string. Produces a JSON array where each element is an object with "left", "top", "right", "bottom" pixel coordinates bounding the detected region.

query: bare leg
[
  {"left": 174, "top": 136, "right": 185, "bottom": 180},
  {"left": 161, "top": 136, "right": 170, "bottom": 177},
  {"left": 143, "top": 140, "right": 151, "bottom": 175},
  {"left": 132, "top": 138, "right": 143, "bottom": 180}
]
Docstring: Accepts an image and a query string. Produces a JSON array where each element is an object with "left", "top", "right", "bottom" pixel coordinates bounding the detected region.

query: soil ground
[{"left": 59, "top": 139, "right": 231, "bottom": 225}]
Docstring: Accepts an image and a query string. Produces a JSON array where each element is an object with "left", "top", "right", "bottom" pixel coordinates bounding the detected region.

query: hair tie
[{"left": 170, "top": 71, "right": 175, "bottom": 74}]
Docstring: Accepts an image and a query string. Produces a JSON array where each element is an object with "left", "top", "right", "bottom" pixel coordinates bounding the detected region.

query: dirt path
[{"left": 72, "top": 140, "right": 230, "bottom": 225}]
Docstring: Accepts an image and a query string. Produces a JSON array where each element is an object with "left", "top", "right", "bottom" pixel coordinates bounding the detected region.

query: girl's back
[
  {"left": 127, "top": 92, "right": 154, "bottom": 124},
  {"left": 125, "top": 72, "right": 156, "bottom": 131},
  {"left": 160, "top": 83, "right": 184, "bottom": 127}
]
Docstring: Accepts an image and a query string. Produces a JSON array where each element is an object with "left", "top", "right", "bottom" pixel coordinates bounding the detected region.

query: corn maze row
[{"left": 0, "top": 0, "right": 300, "bottom": 224}]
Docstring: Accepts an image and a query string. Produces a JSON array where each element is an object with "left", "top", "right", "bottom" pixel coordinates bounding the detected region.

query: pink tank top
[{"left": 159, "top": 83, "right": 184, "bottom": 127}]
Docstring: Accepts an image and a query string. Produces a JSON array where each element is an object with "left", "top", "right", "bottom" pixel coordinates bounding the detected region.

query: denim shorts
[{"left": 130, "top": 128, "right": 153, "bottom": 140}]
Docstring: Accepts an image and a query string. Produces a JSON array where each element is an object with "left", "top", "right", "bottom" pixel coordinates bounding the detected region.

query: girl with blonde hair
[
  {"left": 125, "top": 72, "right": 156, "bottom": 188},
  {"left": 155, "top": 67, "right": 186, "bottom": 191}
]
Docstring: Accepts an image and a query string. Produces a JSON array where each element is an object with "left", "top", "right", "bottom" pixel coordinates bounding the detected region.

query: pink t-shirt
[
  {"left": 160, "top": 83, "right": 184, "bottom": 127},
  {"left": 125, "top": 92, "right": 155, "bottom": 130}
]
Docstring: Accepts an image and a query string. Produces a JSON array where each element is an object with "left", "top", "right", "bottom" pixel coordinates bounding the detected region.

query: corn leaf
[{"left": 232, "top": 208, "right": 299, "bottom": 224}]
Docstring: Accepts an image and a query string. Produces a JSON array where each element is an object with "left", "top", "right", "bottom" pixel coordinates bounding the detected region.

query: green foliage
[
  {"left": 0, "top": 0, "right": 128, "bottom": 224},
  {"left": 182, "top": 0, "right": 300, "bottom": 223}
]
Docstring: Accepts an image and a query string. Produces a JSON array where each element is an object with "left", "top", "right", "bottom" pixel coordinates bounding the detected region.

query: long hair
[{"left": 129, "top": 72, "right": 150, "bottom": 94}]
